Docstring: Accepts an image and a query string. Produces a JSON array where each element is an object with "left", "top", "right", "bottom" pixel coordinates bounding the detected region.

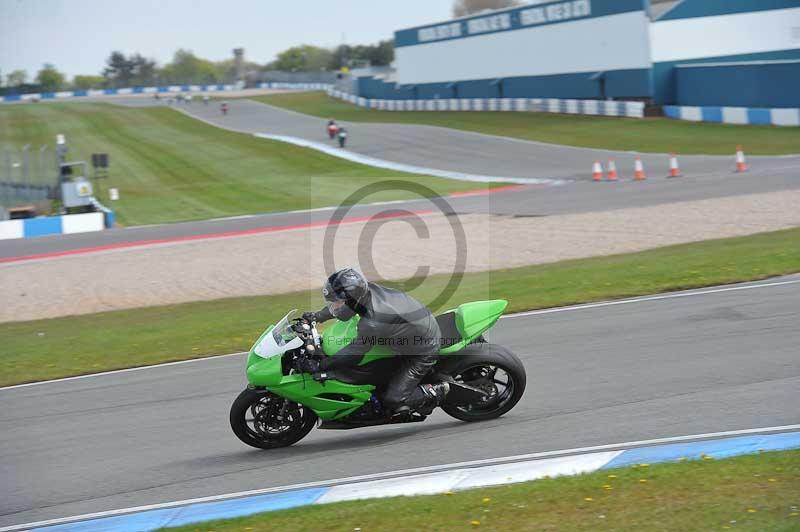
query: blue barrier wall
[
  {"left": 356, "top": 68, "right": 651, "bottom": 101},
  {"left": 653, "top": 49, "right": 800, "bottom": 106},
  {"left": 675, "top": 60, "right": 800, "bottom": 108}
]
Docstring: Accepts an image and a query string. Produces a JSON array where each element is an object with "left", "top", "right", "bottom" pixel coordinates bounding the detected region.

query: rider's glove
[
  {"left": 295, "top": 356, "right": 320, "bottom": 374},
  {"left": 301, "top": 311, "right": 318, "bottom": 323}
]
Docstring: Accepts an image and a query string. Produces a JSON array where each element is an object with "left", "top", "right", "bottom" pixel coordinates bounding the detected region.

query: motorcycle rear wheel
[
  {"left": 438, "top": 343, "right": 526, "bottom": 422},
  {"left": 230, "top": 389, "right": 317, "bottom": 449}
]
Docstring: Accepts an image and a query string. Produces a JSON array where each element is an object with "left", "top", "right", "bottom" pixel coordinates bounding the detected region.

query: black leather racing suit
[{"left": 313, "top": 283, "right": 441, "bottom": 412}]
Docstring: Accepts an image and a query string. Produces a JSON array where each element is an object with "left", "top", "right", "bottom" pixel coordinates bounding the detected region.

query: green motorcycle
[{"left": 230, "top": 299, "right": 526, "bottom": 449}]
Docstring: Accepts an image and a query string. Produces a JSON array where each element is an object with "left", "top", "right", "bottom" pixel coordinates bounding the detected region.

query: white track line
[
  {"left": 2, "top": 277, "right": 797, "bottom": 393},
  {"left": 3, "top": 424, "right": 798, "bottom": 532},
  {"left": 502, "top": 278, "right": 800, "bottom": 319},
  {"left": 0, "top": 352, "right": 246, "bottom": 392}
]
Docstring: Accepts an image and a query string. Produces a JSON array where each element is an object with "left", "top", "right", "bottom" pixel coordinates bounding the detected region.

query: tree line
[
  {"left": 2, "top": 0, "right": 523, "bottom": 94},
  {"left": 1, "top": 40, "right": 394, "bottom": 94}
]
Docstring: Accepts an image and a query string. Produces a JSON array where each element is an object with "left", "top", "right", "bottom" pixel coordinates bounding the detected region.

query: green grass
[
  {"left": 162, "top": 450, "right": 800, "bottom": 531},
  {"left": 254, "top": 92, "right": 800, "bottom": 155},
  {"left": 0, "top": 102, "right": 487, "bottom": 226},
  {"left": 1, "top": 227, "right": 798, "bottom": 387}
]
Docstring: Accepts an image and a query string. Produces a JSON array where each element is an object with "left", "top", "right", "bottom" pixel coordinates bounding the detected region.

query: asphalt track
[{"left": 2, "top": 277, "right": 798, "bottom": 528}]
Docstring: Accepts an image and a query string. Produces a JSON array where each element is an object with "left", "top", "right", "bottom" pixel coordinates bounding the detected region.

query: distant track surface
[
  {"left": 129, "top": 97, "right": 800, "bottom": 182},
  {"left": 2, "top": 95, "right": 796, "bottom": 260},
  {"left": 1, "top": 278, "right": 798, "bottom": 527}
]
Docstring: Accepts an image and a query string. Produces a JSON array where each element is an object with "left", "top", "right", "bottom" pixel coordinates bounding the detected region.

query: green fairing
[
  {"left": 244, "top": 299, "right": 507, "bottom": 420},
  {"left": 246, "top": 350, "right": 374, "bottom": 420},
  {"left": 439, "top": 299, "right": 508, "bottom": 354}
]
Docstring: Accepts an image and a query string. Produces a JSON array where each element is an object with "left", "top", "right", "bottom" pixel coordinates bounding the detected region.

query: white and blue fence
[
  {"left": 1, "top": 84, "right": 238, "bottom": 103},
  {"left": 0, "top": 83, "right": 333, "bottom": 104},
  {"left": 664, "top": 105, "right": 800, "bottom": 127},
  {"left": 0, "top": 204, "right": 113, "bottom": 240},
  {"left": 328, "top": 89, "right": 646, "bottom": 118}
]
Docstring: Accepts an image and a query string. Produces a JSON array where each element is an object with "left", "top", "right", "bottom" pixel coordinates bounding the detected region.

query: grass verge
[
  {"left": 162, "top": 450, "right": 800, "bottom": 532},
  {"left": 1, "top": 227, "right": 798, "bottom": 387},
  {"left": 254, "top": 92, "right": 800, "bottom": 155},
  {"left": 0, "top": 102, "right": 485, "bottom": 226}
]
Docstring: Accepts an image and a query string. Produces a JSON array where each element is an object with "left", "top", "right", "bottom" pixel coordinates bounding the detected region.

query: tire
[
  {"left": 437, "top": 343, "right": 526, "bottom": 422},
  {"left": 230, "top": 389, "right": 317, "bottom": 449}
]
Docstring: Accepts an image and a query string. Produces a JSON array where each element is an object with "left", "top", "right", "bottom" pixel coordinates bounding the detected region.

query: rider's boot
[{"left": 415, "top": 382, "right": 450, "bottom": 416}]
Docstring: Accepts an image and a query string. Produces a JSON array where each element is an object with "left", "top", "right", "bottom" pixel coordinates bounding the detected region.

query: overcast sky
[{"left": 0, "top": 0, "right": 455, "bottom": 79}]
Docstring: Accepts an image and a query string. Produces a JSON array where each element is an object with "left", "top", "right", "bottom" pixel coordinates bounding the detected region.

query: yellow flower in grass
[
  {"left": 607, "top": 474, "right": 617, "bottom": 479},
  {"left": 482, "top": 497, "right": 491, "bottom": 503},
  {"left": 603, "top": 484, "right": 613, "bottom": 490},
  {"left": 584, "top": 497, "right": 594, "bottom": 502},
  {"left": 639, "top": 479, "right": 648, "bottom": 483},
  {"left": 471, "top": 520, "right": 481, "bottom": 526},
  {"left": 747, "top": 509, "right": 757, "bottom": 513}
]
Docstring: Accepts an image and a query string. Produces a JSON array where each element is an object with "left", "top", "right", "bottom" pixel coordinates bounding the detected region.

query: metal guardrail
[{"left": 1, "top": 145, "right": 58, "bottom": 208}]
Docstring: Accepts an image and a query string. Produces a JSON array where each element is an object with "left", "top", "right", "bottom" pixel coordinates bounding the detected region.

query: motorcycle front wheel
[{"left": 230, "top": 389, "right": 317, "bottom": 449}]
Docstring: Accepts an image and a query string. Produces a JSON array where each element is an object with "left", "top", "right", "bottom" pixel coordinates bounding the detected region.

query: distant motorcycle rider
[{"left": 299, "top": 268, "right": 450, "bottom": 417}]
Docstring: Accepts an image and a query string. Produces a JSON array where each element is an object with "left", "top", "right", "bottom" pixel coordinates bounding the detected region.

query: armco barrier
[
  {"left": 664, "top": 105, "right": 800, "bottom": 127},
  {"left": 2, "top": 85, "right": 237, "bottom": 103},
  {"left": 3, "top": 83, "right": 644, "bottom": 118},
  {"left": 327, "top": 89, "right": 645, "bottom": 118},
  {"left": 0, "top": 83, "right": 331, "bottom": 104},
  {"left": 15, "top": 429, "right": 799, "bottom": 532}
]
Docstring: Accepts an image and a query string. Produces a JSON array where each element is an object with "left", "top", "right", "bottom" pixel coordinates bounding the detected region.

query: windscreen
[{"left": 271, "top": 310, "right": 298, "bottom": 347}]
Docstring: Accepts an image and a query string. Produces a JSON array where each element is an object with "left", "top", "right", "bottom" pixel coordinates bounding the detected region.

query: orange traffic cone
[
  {"left": 668, "top": 153, "right": 682, "bottom": 177},
  {"left": 735, "top": 145, "right": 748, "bottom": 173},
  {"left": 607, "top": 159, "right": 618, "bottom": 181},
  {"left": 633, "top": 156, "right": 647, "bottom": 181},
  {"left": 592, "top": 161, "right": 603, "bottom": 182}
]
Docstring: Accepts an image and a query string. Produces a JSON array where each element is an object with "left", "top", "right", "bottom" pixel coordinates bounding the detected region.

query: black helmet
[{"left": 323, "top": 268, "right": 369, "bottom": 320}]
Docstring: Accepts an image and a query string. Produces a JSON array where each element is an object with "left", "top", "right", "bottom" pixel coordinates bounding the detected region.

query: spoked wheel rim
[
  {"left": 451, "top": 363, "right": 516, "bottom": 415},
  {"left": 243, "top": 394, "right": 313, "bottom": 444}
]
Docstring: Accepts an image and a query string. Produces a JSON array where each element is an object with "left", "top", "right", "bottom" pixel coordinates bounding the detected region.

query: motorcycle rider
[
  {"left": 298, "top": 268, "right": 451, "bottom": 417},
  {"left": 327, "top": 119, "right": 338, "bottom": 139}
]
